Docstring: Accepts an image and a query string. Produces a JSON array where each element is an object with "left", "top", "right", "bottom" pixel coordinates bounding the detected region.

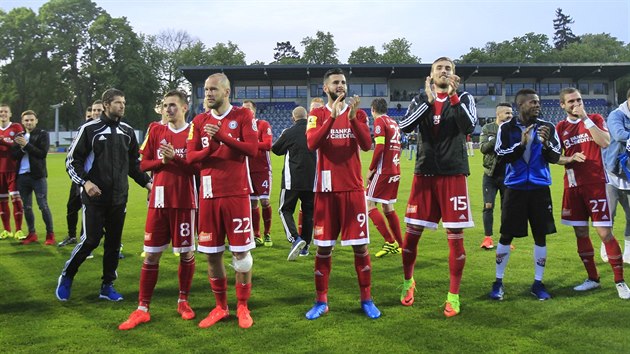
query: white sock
[
  {"left": 534, "top": 245, "right": 547, "bottom": 281},
  {"left": 495, "top": 243, "right": 512, "bottom": 279},
  {"left": 138, "top": 306, "right": 148, "bottom": 312}
]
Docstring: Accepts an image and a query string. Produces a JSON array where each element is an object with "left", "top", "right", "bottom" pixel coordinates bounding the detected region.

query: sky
[{"left": 2, "top": 0, "right": 629, "bottom": 64}]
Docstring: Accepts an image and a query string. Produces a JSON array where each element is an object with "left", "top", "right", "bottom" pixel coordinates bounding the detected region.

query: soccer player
[
  {"left": 479, "top": 103, "right": 513, "bottom": 250},
  {"left": 555, "top": 87, "right": 630, "bottom": 299},
  {"left": 59, "top": 100, "right": 103, "bottom": 247},
  {"left": 398, "top": 57, "right": 476, "bottom": 317},
  {"left": 243, "top": 100, "right": 274, "bottom": 247},
  {"left": 366, "top": 98, "right": 403, "bottom": 258},
  {"left": 119, "top": 90, "right": 199, "bottom": 330},
  {"left": 56, "top": 88, "right": 152, "bottom": 302},
  {"left": 187, "top": 73, "right": 258, "bottom": 329},
  {"left": 491, "top": 88, "right": 561, "bottom": 301},
  {"left": 272, "top": 106, "right": 316, "bottom": 260},
  {"left": 305, "top": 68, "right": 380, "bottom": 320},
  {"left": 0, "top": 103, "right": 25, "bottom": 241}
]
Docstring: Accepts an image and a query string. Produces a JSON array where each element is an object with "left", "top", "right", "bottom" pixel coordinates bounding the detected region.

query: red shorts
[
  {"left": 561, "top": 183, "right": 612, "bottom": 227},
  {"left": 405, "top": 174, "right": 474, "bottom": 230},
  {"left": 197, "top": 195, "right": 255, "bottom": 253},
  {"left": 366, "top": 173, "right": 400, "bottom": 204},
  {"left": 144, "top": 208, "right": 196, "bottom": 253},
  {"left": 250, "top": 171, "right": 271, "bottom": 199},
  {"left": 0, "top": 172, "right": 18, "bottom": 197},
  {"left": 313, "top": 190, "right": 369, "bottom": 247}
]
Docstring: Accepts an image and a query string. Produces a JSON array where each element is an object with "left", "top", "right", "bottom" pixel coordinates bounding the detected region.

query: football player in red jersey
[
  {"left": 243, "top": 100, "right": 274, "bottom": 247},
  {"left": 366, "top": 98, "right": 403, "bottom": 258},
  {"left": 119, "top": 90, "right": 199, "bottom": 330},
  {"left": 305, "top": 68, "right": 380, "bottom": 320},
  {"left": 555, "top": 87, "right": 629, "bottom": 299},
  {"left": 187, "top": 73, "right": 258, "bottom": 329},
  {"left": 0, "top": 103, "right": 25, "bottom": 240},
  {"left": 398, "top": 57, "right": 477, "bottom": 316}
]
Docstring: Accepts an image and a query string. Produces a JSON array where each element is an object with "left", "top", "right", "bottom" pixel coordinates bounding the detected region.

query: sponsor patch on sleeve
[{"left": 307, "top": 115, "right": 317, "bottom": 130}]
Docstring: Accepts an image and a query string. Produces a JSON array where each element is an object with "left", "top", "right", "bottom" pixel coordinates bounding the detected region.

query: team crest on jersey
[
  {"left": 375, "top": 126, "right": 381, "bottom": 134},
  {"left": 9, "top": 131, "right": 15, "bottom": 136},
  {"left": 228, "top": 120, "right": 238, "bottom": 129}
]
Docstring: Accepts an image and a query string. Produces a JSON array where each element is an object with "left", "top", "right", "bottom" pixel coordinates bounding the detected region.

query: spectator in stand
[
  {"left": 0, "top": 103, "right": 25, "bottom": 241},
  {"left": 12, "top": 110, "right": 54, "bottom": 245},
  {"left": 479, "top": 103, "right": 513, "bottom": 250},
  {"left": 366, "top": 98, "right": 403, "bottom": 258},
  {"left": 243, "top": 100, "right": 274, "bottom": 247},
  {"left": 272, "top": 106, "right": 316, "bottom": 260}
]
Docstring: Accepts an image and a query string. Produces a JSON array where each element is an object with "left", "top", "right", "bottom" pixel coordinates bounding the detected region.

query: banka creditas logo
[
  {"left": 563, "top": 132, "right": 592, "bottom": 149},
  {"left": 327, "top": 128, "right": 355, "bottom": 140}
]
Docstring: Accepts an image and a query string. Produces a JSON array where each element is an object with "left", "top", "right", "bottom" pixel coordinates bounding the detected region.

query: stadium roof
[{"left": 181, "top": 63, "right": 630, "bottom": 83}]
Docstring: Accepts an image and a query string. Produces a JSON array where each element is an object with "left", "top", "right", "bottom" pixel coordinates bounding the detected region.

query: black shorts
[{"left": 500, "top": 187, "right": 556, "bottom": 237}]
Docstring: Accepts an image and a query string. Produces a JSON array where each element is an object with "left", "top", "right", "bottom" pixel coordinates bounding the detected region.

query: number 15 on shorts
[{"left": 449, "top": 196, "right": 468, "bottom": 211}]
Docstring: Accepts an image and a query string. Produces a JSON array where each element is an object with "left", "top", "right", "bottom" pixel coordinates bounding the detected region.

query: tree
[
  {"left": 348, "top": 46, "right": 381, "bottom": 64},
  {"left": 207, "top": 41, "right": 246, "bottom": 65},
  {"left": 250, "top": 60, "right": 265, "bottom": 65},
  {"left": 301, "top": 31, "right": 339, "bottom": 64},
  {"left": 459, "top": 33, "right": 553, "bottom": 63},
  {"left": 272, "top": 41, "right": 301, "bottom": 64},
  {"left": 381, "top": 38, "right": 420, "bottom": 64},
  {"left": 550, "top": 33, "right": 630, "bottom": 62},
  {"left": 553, "top": 8, "right": 579, "bottom": 50}
]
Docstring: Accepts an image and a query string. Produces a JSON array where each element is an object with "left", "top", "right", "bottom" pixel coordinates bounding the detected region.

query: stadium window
[
  {"left": 246, "top": 86, "right": 259, "bottom": 99},
  {"left": 464, "top": 83, "right": 476, "bottom": 95},
  {"left": 298, "top": 86, "right": 307, "bottom": 98},
  {"left": 593, "top": 82, "right": 608, "bottom": 95},
  {"left": 488, "top": 83, "right": 501, "bottom": 96},
  {"left": 196, "top": 86, "right": 204, "bottom": 99},
  {"left": 548, "top": 83, "right": 561, "bottom": 95},
  {"left": 259, "top": 86, "right": 271, "bottom": 99},
  {"left": 285, "top": 86, "right": 297, "bottom": 98},
  {"left": 477, "top": 83, "right": 488, "bottom": 96},
  {"left": 349, "top": 84, "right": 361, "bottom": 96},
  {"left": 375, "top": 84, "right": 387, "bottom": 97},
  {"left": 578, "top": 82, "right": 589, "bottom": 94},
  {"left": 362, "top": 84, "right": 376, "bottom": 97},
  {"left": 273, "top": 86, "right": 285, "bottom": 98},
  {"left": 523, "top": 83, "right": 535, "bottom": 89},
  {"left": 235, "top": 86, "right": 246, "bottom": 99},
  {"left": 506, "top": 83, "right": 524, "bottom": 96},
  {"left": 538, "top": 83, "right": 549, "bottom": 96},
  {"left": 310, "top": 84, "right": 324, "bottom": 97}
]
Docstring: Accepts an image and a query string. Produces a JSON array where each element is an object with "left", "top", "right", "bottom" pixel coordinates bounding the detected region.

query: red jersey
[
  {"left": 369, "top": 115, "right": 401, "bottom": 175},
  {"left": 556, "top": 113, "right": 607, "bottom": 187},
  {"left": 140, "top": 123, "right": 197, "bottom": 209},
  {"left": 248, "top": 119, "right": 272, "bottom": 173},
  {"left": 0, "top": 122, "right": 25, "bottom": 172},
  {"left": 187, "top": 105, "right": 258, "bottom": 198},
  {"left": 306, "top": 104, "right": 372, "bottom": 192},
  {"left": 139, "top": 120, "right": 167, "bottom": 155}
]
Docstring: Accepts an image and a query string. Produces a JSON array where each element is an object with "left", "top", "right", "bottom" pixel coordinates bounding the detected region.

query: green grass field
[{"left": 1, "top": 151, "right": 629, "bottom": 353}]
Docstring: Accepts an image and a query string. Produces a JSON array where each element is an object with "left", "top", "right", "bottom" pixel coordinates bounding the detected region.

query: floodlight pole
[{"left": 51, "top": 103, "right": 62, "bottom": 147}]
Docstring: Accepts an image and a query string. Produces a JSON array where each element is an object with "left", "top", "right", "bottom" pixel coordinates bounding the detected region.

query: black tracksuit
[
  {"left": 62, "top": 113, "right": 150, "bottom": 284},
  {"left": 271, "top": 119, "right": 316, "bottom": 244}
]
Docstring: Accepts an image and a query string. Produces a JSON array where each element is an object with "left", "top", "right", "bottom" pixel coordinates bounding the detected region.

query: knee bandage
[{"left": 232, "top": 252, "right": 253, "bottom": 272}]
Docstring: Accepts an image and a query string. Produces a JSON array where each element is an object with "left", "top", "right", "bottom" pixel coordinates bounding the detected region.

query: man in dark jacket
[
  {"left": 12, "top": 110, "right": 54, "bottom": 245},
  {"left": 272, "top": 106, "right": 316, "bottom": 261},
  {"left": 398, "top": 57, "right": 477, "bottom": 317},
  {"left": 491, "top": 88, "right": 561, "bottom": 301},
  {"left": 56, "top": 88, "right": 152, "bottom": 302}
]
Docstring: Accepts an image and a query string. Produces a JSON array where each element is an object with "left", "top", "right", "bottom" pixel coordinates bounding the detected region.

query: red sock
[
  {"left": 447, "top": 232, "right": 466, "bottom": 294},
  {"left": 262, "top": 205, "right": 272, "bottom": 235},
  {"left": 0, "top": 200, "right": 11, "bottom": 231},
  {"left": 138, "top": 262, "right": 159, "bottom": 308},
  {"left": 251, "top": 206, "right": 260, "bottom": 237},
  {"left": 368, "top": 208, "right": 394, "bottom": 243},
  {"left": 604, "top": 237, "right": 624, "bottom": 283},
  {"left": 354, "top": 249, "right": 372, "bottom": 301},
  {"left": 576, "top": 236, "right": 599, "bottom": 281},
  {"left": 209, "top": 277, "right": 228, "bottom": 310},
  {"left": 385, "top": 210, "right": 403, "bottom": 245},
  {"left": 402, "top": 226, "right": 422, "bottom": 280},
  {"left": 178, "top": 256, "right": 195, "bottom": 301},
  {"left": 298, "top": 209, "right": 303, "bottom": 235},
  {"left": 12, "top": 199, "right": 23, "bottom": 230},
  {"left": 235, "top": 282, "right": 251, "bottom": 307},
  {"left": 314, "top": 252, "right": 332, "bottom": 303}
]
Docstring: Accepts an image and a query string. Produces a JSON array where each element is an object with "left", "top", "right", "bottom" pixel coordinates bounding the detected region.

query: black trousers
[
  {"left": 278, "top": 189, "right": 314, "bottom": 244},
  {"left": 61, "top": 203, "right": 127, "bottom": 284},
  {"left": 66, "top": 183, "right": 82, "bottom": 237}
]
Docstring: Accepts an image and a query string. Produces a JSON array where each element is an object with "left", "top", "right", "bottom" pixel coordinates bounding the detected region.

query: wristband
[{"left": 583, "top": 118, "right": 595, "bottom": 129}]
